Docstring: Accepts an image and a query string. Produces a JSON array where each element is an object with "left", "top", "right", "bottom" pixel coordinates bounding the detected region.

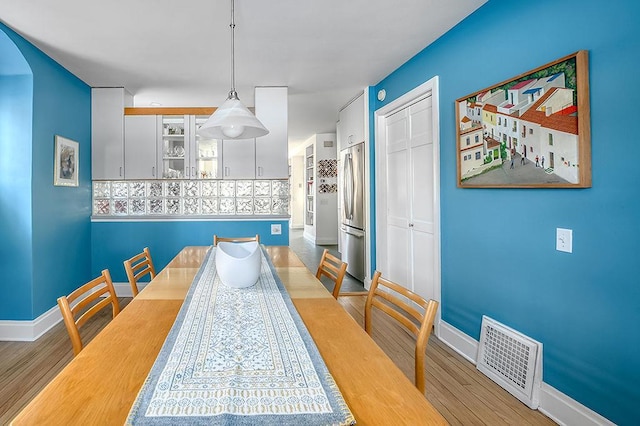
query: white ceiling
[{"left": 0, "top": 0, "right": 485, "bottom": 154}]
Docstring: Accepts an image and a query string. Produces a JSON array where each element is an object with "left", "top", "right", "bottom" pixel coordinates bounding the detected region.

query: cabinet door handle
[
  {"left": 192, "top": 167, "right": 196, "bottom": 178},
  {"left": 225, "top": 167, "right": 229, "bottom": 177},
  {"left": 348, "top": 134, "right": 354, "bottom": 144},
  {"left": 258, "top": 166, "right": 263, "bottom": 176},
  {"left": 119, "top": 166, "right": 123, "bottom": 177},
  {"left": 152, "top": 166, "right": 155, "bottom": 177}
]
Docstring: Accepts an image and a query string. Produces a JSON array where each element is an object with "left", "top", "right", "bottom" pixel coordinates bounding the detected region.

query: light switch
[{"left": 556, "top": 228, "right": 572, "bottom": 253}]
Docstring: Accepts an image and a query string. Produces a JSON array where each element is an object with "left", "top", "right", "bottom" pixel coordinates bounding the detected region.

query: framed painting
[
  {"left": 455, "top": 50, "right": 591, "bottom": 188},
  {"left": 54, "top": 135, "right": 79, "bottom": 187}
]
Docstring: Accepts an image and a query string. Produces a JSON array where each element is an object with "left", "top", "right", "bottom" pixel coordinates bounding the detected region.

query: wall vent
[{"left": 476, "top": 316, "right": 543, "bottom": 409}]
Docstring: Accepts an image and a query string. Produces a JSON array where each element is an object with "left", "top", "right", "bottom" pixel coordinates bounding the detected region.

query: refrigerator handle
[
  {"left": 343, "top": 153, "right": 352, "bottom": 220},
  {"left": 347, "top": 153, "right": 355, "bottom": 219}
]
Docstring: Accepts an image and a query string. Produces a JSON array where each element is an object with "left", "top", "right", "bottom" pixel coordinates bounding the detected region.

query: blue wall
[
  {"left": 92, "top": 220, "right": 289, "bottom": 282},
  {"left": 372, "top": 0, "right": 639, "bottom": 424},
  {"left": 0, "top": 31, "right": 33, "bottom": 320},
  {"left": 0, "top": 23, "right": 92, "bottom": 320}
]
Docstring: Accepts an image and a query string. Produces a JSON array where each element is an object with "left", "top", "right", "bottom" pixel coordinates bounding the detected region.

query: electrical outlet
[
  {"left": 556, "top": 228, "right": 572, "bottom": 253},
  {"left": 271, "top": 224, "right": 282, "bottom": 235}
]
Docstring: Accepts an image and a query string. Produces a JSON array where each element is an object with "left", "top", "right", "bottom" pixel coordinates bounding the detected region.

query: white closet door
[{"left": 382, "top": 96, "right": 435, "bottom": 301}]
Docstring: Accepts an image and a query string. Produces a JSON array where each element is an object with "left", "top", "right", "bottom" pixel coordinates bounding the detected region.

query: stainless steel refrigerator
[{"left": 340, "top": 142, "right": 365, "bottom": 281}]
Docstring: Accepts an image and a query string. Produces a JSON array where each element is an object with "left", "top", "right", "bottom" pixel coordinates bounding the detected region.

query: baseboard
[
  {"left": 314, "top": 238, "right": 338, "bottom": 245},
  {"left": 0, "top": 305, "right": 61, "bottom": 341},
  {"left": 113, "top": 281, "right": 145, "bottom": 297},
  {"left": 439, "top": 320, "right": 614, "bottom": 426},
  {"left": 301, "top": 231, "right": 337, "bottom": 246},
  {"left": 303, "top": 231, "right": 315, "bottom": 243},
  {"left": 0, "top": 282, "right": 138, "bottom": 342},
  {"left": 538, "top": 383, "right": 615, "bottom": 426},
  {"left": 438, "top": 320, "right": 478, "bottom": 364}
]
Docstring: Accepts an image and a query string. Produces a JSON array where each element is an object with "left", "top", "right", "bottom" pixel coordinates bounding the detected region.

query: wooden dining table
[{"left": 11, "top": 246, "right": 447, "bottom": 425}]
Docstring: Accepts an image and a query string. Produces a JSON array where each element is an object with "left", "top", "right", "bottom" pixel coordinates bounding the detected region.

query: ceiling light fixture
[{"left": 198, "top": 0, "right": 268, "bottom": 140}]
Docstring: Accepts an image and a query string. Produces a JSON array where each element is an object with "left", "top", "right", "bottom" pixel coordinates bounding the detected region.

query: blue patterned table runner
[{"left": 126, "top": 247, "right": 355, "bottom": 425}]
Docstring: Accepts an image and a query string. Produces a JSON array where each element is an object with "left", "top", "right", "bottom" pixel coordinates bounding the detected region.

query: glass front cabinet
[{"left": 159, "top": 115, "right": 221, "bottom": 180}]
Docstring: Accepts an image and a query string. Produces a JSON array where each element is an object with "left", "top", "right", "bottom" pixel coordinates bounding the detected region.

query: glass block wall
[{"left": 92, "top": 180, "right": 290, "bottom": 217}]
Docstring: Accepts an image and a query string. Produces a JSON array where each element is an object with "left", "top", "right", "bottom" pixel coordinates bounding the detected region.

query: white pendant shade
[{"left": 198, "top": 92, "right": 269, "bottom": 140}]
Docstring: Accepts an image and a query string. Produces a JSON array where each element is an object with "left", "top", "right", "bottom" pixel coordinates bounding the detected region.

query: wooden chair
[
  {"left": 123, "top": 247, "right": 156, "bottom": 297},
  {"left": 213, "top": 234, "right": 260, "bottom": 246},
  {"left": 57, "top": 269, "right": 120, "bottom": 356},
  {"left": 315, "top": 249, "right": 348, "bottom": 299},
  {"left": 364, "top": 270, "right": 439, "bottom": 394}
]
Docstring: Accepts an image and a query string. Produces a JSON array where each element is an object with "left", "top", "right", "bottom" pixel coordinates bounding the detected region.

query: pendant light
[{"left": 198, "top": 0, "right": 269, "bottom": 140}]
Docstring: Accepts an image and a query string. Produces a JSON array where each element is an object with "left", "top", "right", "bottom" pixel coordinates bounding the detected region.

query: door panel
[
  {"left": 412, "top": 231, "right": 435, "bottom": 300},
  {"left": 386, "top": 110, "right": 408, "bottom": 154},
  {"left": 387, "top": 225, "right": 410, "bottom": 286},
  {"left": 387, "top": 149, "right": 408, "bottom": 223}
]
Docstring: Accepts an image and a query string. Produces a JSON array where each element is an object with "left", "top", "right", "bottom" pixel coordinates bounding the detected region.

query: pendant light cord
[{"left": 229, "top": 0, "right": 237, "bottom": 98}]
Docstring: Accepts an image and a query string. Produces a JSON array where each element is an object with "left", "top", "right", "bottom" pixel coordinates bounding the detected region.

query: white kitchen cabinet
[
  {"left": 221, "top": 138, "right": 256, "bottom": 179},
  {"left": 218, "top": 87, "right": 288, "bottom": 179},
  {"left": 254, "top": 87, "right": 288, "bottom": 178},
  {"left": 159, "top": 115, "right": 189, "bottom": 179},
  {"left": 124, "top": 115, "right": 158, "bottom": 179},
  {"left": 159, "top": 114, "right": 222, "bottom": 179},
  {"left": 192, "top": 115, "right": 222, "bottom": 179},
  {"left": 91, "top": 88, "right": 132, "bottom": 179},
  {"left": 339, "top": 92, "right": 365, "bottom": 148}
]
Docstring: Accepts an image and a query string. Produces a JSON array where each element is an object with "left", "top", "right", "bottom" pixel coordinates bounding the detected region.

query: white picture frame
[{"left": 54, "top": 135, "right": 79, "bottom": 187}]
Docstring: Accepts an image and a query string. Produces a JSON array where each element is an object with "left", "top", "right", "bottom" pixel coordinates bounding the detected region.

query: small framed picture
[{"left": 54, "top": 135, "right": 79, "bottom": 187}]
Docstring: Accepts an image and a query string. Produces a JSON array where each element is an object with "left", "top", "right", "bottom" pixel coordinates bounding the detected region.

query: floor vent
[{"left": 476, "top": 316, "right": 542, "bottom": 409}]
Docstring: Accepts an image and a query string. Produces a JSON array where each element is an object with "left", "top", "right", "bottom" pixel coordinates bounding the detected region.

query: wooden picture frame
[
  {"left": 456, "top": 50, "right": 591, "bottom": 188},
  {"left": 54, "top": 135, "right": 79, "bottom": 187}
]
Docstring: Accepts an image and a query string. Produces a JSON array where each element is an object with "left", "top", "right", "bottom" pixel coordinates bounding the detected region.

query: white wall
[{"left": 290, "top": 155, "right": 304, "bottom": 229}]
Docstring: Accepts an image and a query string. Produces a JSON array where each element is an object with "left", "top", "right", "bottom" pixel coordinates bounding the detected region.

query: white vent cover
[{"left": 476, "top": 316, "right": 543, "bottom": 409}]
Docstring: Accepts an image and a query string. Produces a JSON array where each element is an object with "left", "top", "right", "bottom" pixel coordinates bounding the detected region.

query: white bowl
[{"left": 215, "top": 241, "right": 261, "bottom": 288}]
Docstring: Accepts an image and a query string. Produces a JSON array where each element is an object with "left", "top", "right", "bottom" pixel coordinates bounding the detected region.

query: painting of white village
[{"left": 456, "top": 51, "right": 590, "bottom": 187}]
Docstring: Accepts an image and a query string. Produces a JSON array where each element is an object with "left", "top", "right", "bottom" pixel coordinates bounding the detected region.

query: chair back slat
[
  {"left": 124, "top": 247, "right": 156, "bottom": 296},
  {"left": 364, "top": 270, "right": 439, "bottom": 395},
  {"left": 57, "top": 269, "right": 120, "bottom": 356},
  {"left": 370, "top": 298, "right": 421, "bottom": 336},
  {"left": 315, "top": 249, "right": 348, "bottom": 299}
]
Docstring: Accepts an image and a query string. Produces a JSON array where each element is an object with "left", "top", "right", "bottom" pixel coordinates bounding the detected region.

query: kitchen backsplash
[{"left": 92, "top": 180, "right": 290, "bottom": 217}]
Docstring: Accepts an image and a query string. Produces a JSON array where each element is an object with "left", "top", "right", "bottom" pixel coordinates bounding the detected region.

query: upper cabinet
[
  {"left": 124, "top": 115, "right": 158, "bottom": 179},
  {"left": 254, "top": 87, "right": 288, "bottom": 178},
  {"left": 193, "top": 115, "right": 221, "bottom": 179},
  {"left": 158, "top": 114, "right": 222, "bottom": 180},
  {"left": 338, "top": 92, "right": 365, "bottom": 150},
  {"left": 158, "top": 115, "right": 190, "bottom": 179},
  {"left": 220, "top": 87, "right": 288, "bottom": 180},
  {"left": 222, "top": 138, "right": 256, "bottom": 179},
  {"left": 91, "top": 88, "right": 132, "bottom": 179}
]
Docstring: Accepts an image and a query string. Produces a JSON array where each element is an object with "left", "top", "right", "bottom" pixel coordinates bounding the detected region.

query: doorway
[{"left": 374, "top": 76, "right": 442, "bottom": 334}]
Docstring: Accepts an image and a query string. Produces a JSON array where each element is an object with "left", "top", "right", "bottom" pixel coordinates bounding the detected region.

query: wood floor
[{"left": 0, "top": 296, "right": 555, "bottom": 425}]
